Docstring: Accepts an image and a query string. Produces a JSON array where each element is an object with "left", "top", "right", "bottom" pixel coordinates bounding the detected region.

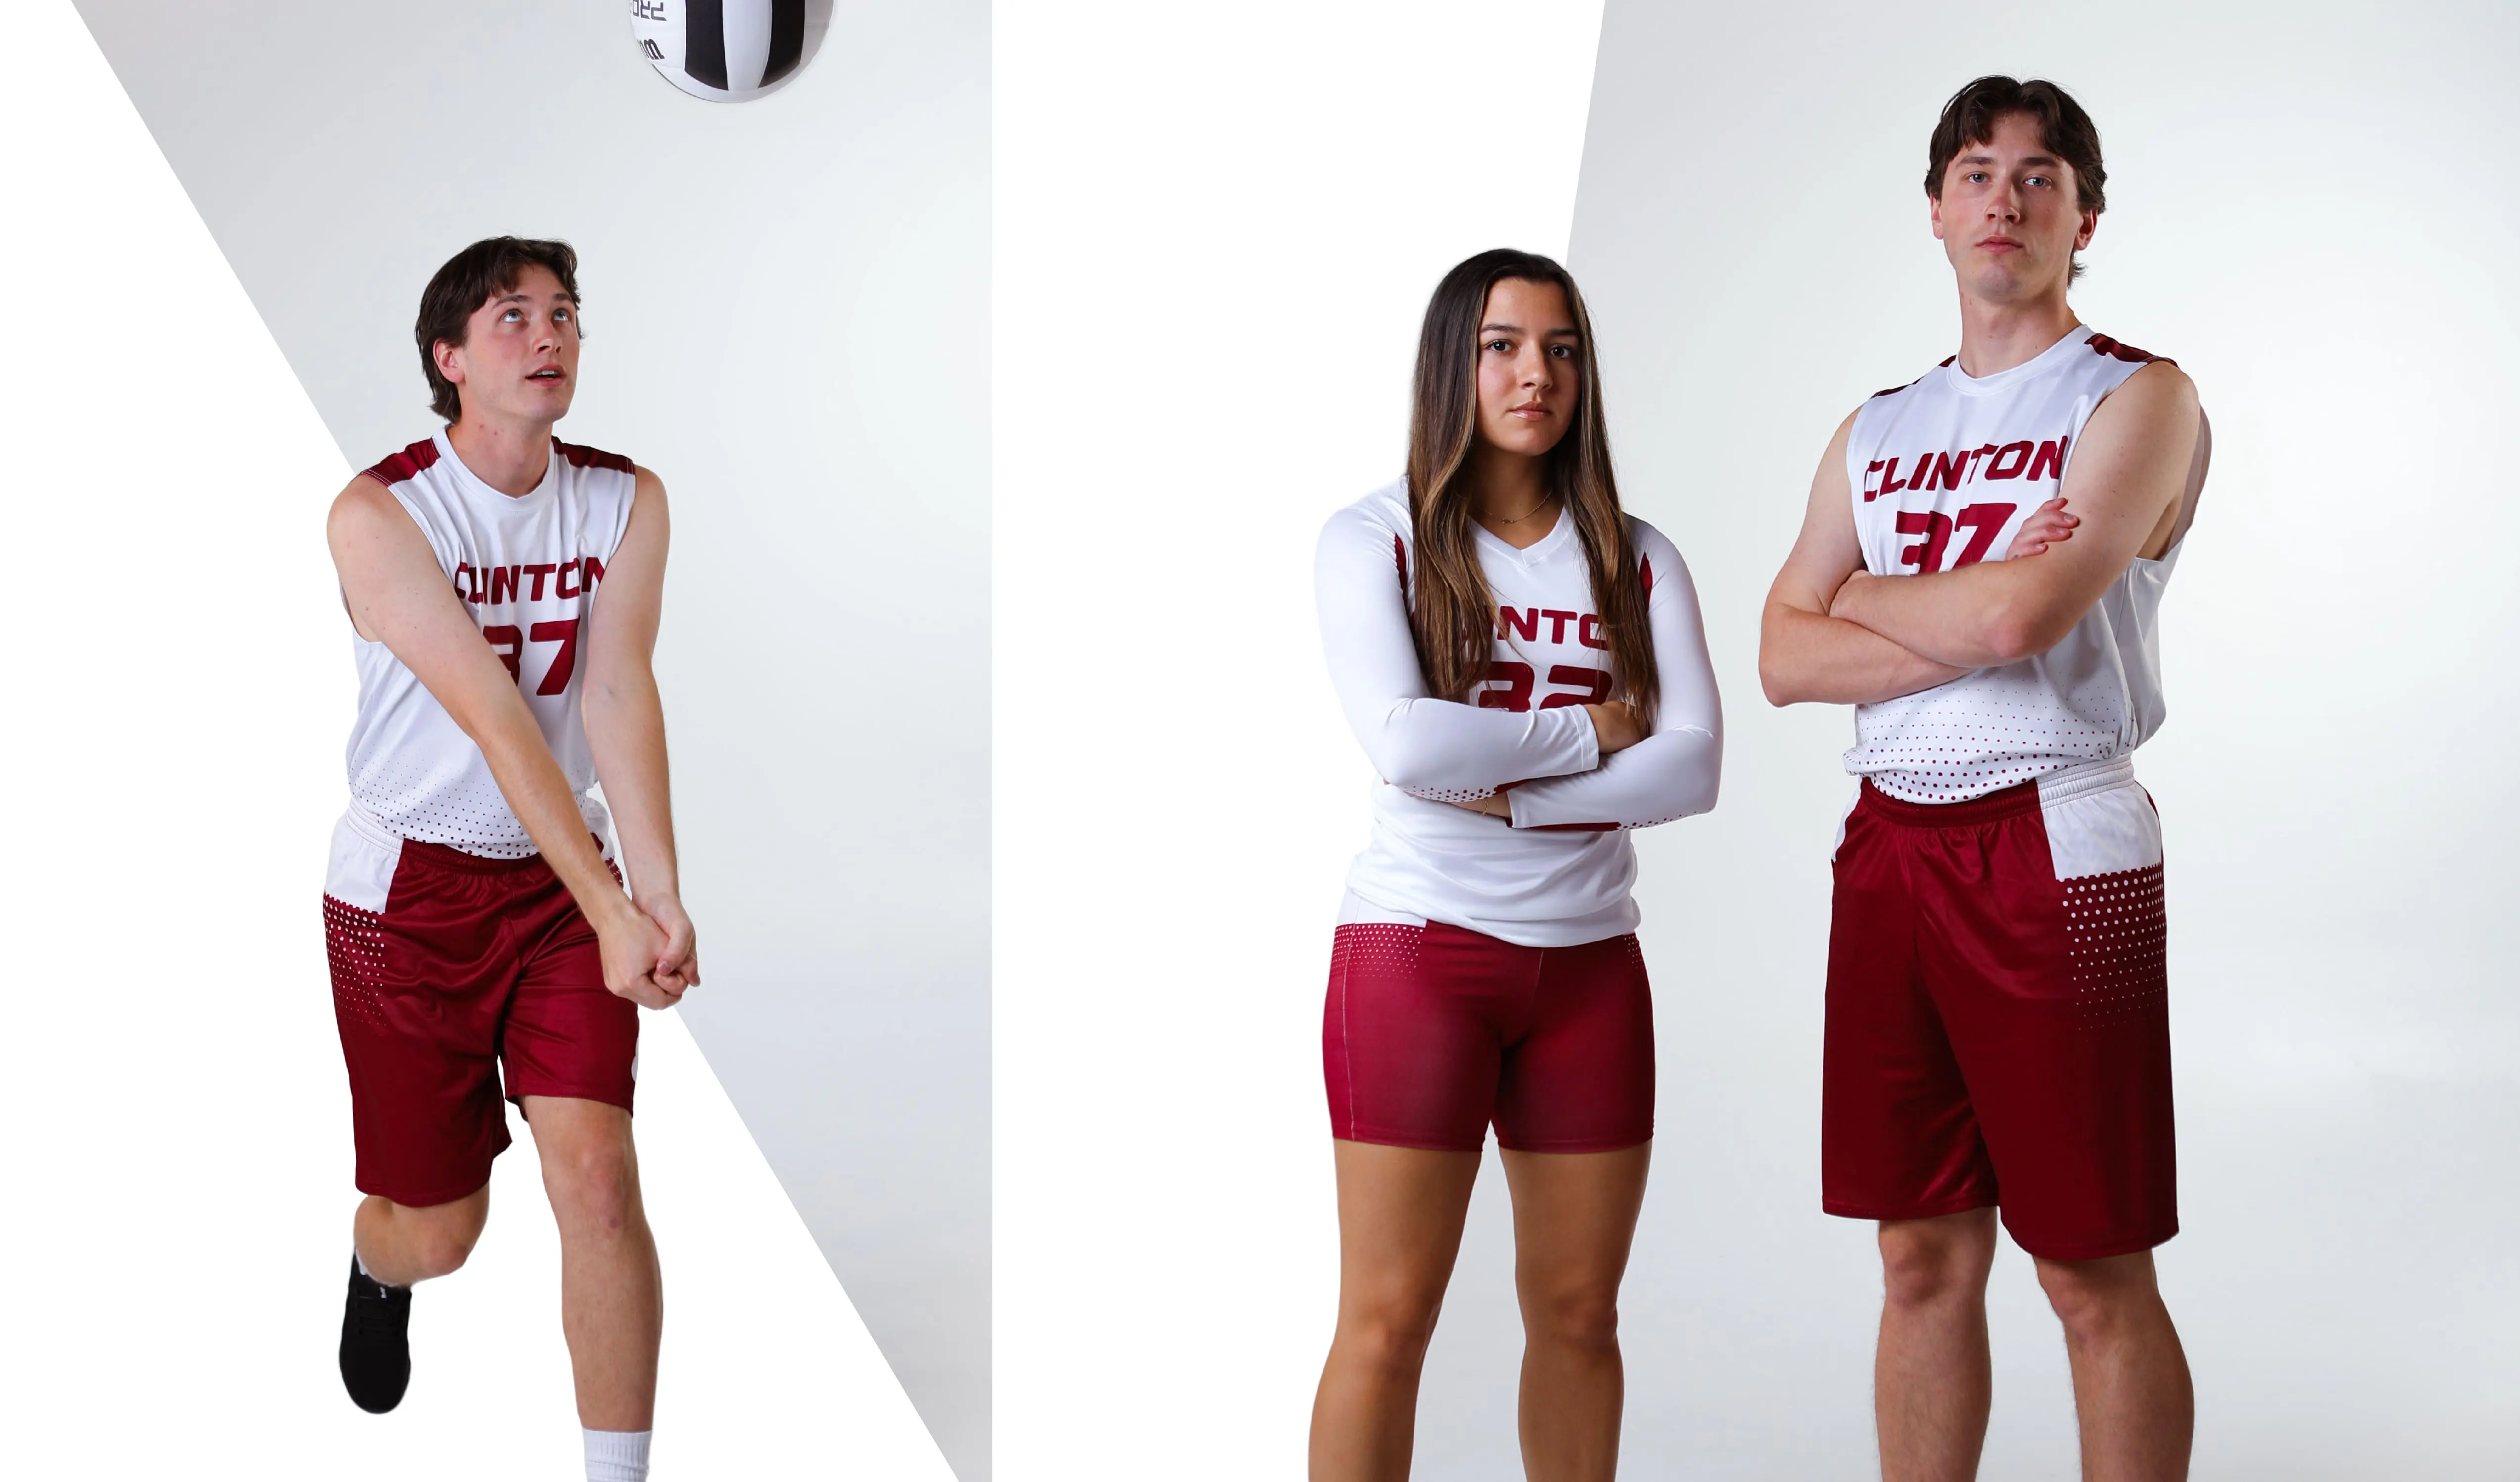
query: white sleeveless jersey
[
  {"left": 1844, "top": 325, "right": 2183, "bottom": 803},
  {"left": 341, "top": 431, "right": 639, "bottom": 857}
]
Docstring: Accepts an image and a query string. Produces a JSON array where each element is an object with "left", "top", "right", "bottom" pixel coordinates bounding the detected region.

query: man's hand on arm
[
  {"left": 327, "top": 474, "right": 680, "bottom": 1009},
  {"left": 1825, "top": 365, "right": 2200, "bottom": 669},
  {"left": 580, "top": 467, "right": 699, "bottom": 998},
  {"left": 1759, "top": 411, "right": 1975, "bottom": 707}
]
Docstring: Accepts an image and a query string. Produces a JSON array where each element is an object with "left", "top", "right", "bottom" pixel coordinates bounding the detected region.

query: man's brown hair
[
  {"left": 415, "top": 237, "right": 581, "bottom": 423},
  {"left": 1926, "top": 76, "right": 2105, "bottom": 277}
]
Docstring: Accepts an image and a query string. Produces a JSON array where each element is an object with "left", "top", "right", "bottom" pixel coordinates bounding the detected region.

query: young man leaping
[{"left": 323, "top": 236, "right": 695, "bottom": 1482}]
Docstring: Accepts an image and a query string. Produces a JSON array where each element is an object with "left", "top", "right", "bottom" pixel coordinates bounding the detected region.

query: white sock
[{"left": 584, "top": 1428, "right": 651, "bottom": 1482}]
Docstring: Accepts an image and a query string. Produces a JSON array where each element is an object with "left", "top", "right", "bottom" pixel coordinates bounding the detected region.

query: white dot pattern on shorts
[
  {"left": 2062, "top": 864, "right": 2167, "bottom": 1027},
  {"left": 1853, "top": 677, "right": 2126, "bottom": 803},
  {"left": 322, "top": 894, "right": 391, "bottom": 1027},
  {"left": 1330, "top": 922, "right": 1425, "bottom": 982}
]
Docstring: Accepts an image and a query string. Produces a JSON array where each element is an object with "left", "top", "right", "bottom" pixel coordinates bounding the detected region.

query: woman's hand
[
  {"left": 1443, "top": 791, "right": 1515, "bottom": 820},
  {"left": 1585, "top": 700, "right": 1646, "bottom": 756}
]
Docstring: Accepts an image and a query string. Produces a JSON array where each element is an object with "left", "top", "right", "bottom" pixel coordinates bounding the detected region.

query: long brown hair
[{"left": 1405, "top": 249, "right": 1657, "bottom": 721}]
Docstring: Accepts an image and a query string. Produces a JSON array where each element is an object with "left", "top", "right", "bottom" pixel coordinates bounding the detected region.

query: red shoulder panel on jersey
[
  {"left": 1393, "top": 533, "right": 1408, "bottom": 591},
  {"left": 2088, "top": 334, "right": 2174, "bottom": 367},
  {"left": 362, "top": 438, "right": 441, "bottom": 486},
  {"left": 1871, "top": 360, "right": 1951, "bottom": 399},
  {"left": 1640, "top": 553, "right": 1654, "bottom": 598},
  {"left": 556, "top": 440, "right": 635, "bottom": 474}
]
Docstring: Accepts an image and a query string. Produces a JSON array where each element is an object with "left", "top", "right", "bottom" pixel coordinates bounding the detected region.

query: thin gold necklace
[{"left": 1486, "top": 494, "right": 1559, "bottom": 526}]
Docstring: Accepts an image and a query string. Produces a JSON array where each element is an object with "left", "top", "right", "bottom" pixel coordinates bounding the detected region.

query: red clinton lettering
[
  {"left": 2026, "top": 436, "right": 2068, "bottom": 482},
  {"left": 1985, "top": 441, "right": 2034, "bottom": 479}
]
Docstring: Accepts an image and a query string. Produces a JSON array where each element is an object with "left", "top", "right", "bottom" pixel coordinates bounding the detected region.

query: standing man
[
  {"left": 323, "top": 237, "right": 695, "bottom": 1482},
  {"left": 1760, "top": 78, "right": 2211, "bottom": 1482}
]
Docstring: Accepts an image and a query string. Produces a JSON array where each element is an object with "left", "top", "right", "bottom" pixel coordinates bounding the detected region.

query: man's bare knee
[
  {"left": 2033, "top": 1251, "right": 2157, "bottom": 1345},
  {"left": 1878, "top": 1210, "right": 1996, "bottom": 1310},
  {"left": 410, "top": 1220, "right": 482, "bottom": 1278},
  {"left": 368, "top": 1188, "right": 489, "bottom": 1281},
  {"left": 541, "top": 1138, "right": 641, "bottom": 1238}
]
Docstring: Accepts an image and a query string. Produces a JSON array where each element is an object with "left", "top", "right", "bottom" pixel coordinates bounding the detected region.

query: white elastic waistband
[{"left": 2035, "top": 755, "right": 2138, "bottom": 808}]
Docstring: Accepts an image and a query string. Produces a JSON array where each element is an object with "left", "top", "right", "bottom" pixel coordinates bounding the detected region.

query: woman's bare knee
[
  {"left": 1518, "top": 1275, "right": 1620, "bottom": 1356},
  {"left": 1337, "top": 1280, "right": 1448, "bottom": 1378}
]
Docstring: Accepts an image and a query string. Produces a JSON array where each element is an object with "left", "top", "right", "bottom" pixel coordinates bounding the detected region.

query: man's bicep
[
  {"left": 1769, "top": 413, "right": 1866, "bottom": 613},
  {"left": 587, "top": 470, "right": 669, "bottom": 683},
  {"left": 328, "top": 484, "right": 528, "bottom": 733},
  {"left": 2017, "top": 367, "right": 2201, "bottom": 614}
]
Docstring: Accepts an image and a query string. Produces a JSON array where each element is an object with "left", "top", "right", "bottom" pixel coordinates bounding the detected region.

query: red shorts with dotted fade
[
  {"left": 1823, "top": 761, "right": 2176, "bottom": 1261},
  {"left": 1322, "top": 921, "right": 1654, "bottom": 1154},
  {"left": 324, "top": 834, "right": 637, "bottom": 1208}
]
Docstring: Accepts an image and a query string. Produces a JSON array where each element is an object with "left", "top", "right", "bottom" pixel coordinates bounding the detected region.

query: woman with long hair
[{"left": 1308, "top": 249, "right": 1723, "bottom": 1480}]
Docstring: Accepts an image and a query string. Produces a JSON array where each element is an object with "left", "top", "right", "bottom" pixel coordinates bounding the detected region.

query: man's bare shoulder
[
  {"left": 328, "top": 471, "right": 407, "bottom": 541},
  {"left": 1817, "top": 405, "right": 1861, "bottom": 466},
  {"left": 2100, "top": 359, "right": 2200, "bottom": 431}
]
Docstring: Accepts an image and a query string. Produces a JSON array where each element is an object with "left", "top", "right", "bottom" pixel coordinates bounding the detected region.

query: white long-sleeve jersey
[{"left": 1315, "top": 479, "right": 1722, "bottom": 947}]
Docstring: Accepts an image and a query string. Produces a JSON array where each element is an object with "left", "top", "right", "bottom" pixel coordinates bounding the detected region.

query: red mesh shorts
[
  {"left": 324, "top": 834, "right": 637, "bottom": 1207},
  {"left": 1322, "top": 920, "right": 1654, "bottom": 1154},
  {"left": 1823, "top": 764, "right": 2177, "bottom": 1260}
]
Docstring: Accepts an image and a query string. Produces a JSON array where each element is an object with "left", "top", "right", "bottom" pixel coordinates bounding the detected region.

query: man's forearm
[
  {"left": 473, "top": 716, "right": 636, "bottom": 928},
  {"left": 1830, "top": 563, "right": 2050, "bottom": 669},
  {"left": 584, "top": 677, "right": 679, "bottom": 905},
  {"left": 1760, "top": 603, "right": 1971, "bottom": 706}
]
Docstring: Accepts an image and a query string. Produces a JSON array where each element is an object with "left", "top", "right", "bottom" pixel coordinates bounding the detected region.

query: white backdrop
[
  {"left": 0, "top": 5, "right": 953, "bottom": 1478},
  {"left": 1569, "top": 2, "right": 2518, "bottom": 1476},
  {"left": 994, "top": 2, "right": 1607, "bottom": 1477}
]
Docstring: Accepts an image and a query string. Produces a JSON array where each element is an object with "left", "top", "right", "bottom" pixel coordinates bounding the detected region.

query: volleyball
[{"left": 631, "top": 0, "right": 831, "bottom": 103}]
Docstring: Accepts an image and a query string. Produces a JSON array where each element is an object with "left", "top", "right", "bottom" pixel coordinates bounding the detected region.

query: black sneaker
[{"left": 338, "top": 1256, "right": 412, "bottom": 1413}]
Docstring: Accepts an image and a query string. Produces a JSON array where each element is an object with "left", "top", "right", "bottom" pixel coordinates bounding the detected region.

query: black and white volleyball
[{"left": 631, "top": 0, "right": 831, "bottom": 103}]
